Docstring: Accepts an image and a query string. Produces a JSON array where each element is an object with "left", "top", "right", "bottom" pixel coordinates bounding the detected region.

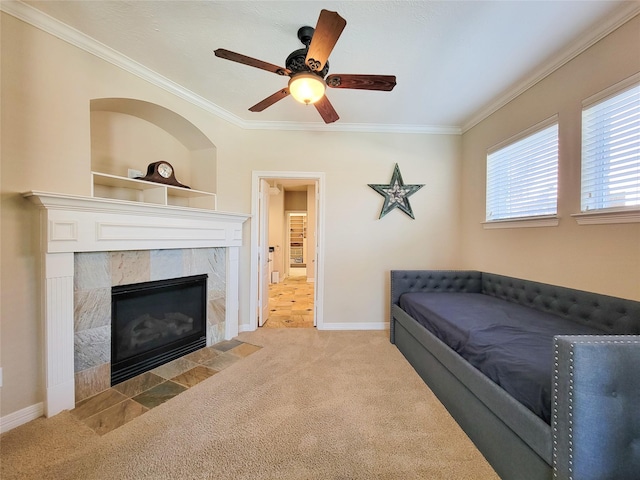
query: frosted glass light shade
[{"left": 288, "top": 73, "right": 326, "bottom": 105}]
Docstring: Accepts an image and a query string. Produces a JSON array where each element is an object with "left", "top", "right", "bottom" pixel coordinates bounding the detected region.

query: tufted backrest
[
  {"left": 482, "top": 273, "right": 640, "bottom": 334},
  {"left": 390, "top": 270, "right": 482, "bottom": 307}
]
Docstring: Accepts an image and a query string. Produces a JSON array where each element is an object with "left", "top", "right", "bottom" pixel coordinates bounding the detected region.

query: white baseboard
[
  {"left": 319, "top": 322, "right": 389, "bottom": 331},
  {"left": 1, "top": 402, "right": 44, "bottom": 434},
  {"left": 238, "top": 322, "right": 389, "bottom": 333},
  {"left": 238, "top": 324, "right": 255, "bottom": 334}
]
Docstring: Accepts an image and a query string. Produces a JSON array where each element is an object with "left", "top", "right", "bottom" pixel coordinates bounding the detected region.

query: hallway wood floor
[{"left": 264, "top": 276, "right": 314, "bottom": 328}]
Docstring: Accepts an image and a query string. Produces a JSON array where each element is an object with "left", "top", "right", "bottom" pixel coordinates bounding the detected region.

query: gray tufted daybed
[{"left": 390, "top": 270, "right": 640, "bottom": 480}]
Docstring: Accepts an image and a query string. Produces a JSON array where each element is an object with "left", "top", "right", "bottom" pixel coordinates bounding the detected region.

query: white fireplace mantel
[{"left": 23, "top": 191, "right": 250, "bottom": 417}]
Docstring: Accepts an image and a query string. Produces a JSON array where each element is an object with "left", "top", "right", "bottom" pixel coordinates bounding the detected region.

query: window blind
[
  {"left": 486, "top": 123, "right": 558, "bottom": 221},
  {"left": 581, "top": 83, "right": 640, "bottom": 212}
]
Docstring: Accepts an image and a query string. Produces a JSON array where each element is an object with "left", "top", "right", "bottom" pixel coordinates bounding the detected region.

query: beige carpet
[{"left": 0, "top": 329, "right": 498, "bottom": 479}]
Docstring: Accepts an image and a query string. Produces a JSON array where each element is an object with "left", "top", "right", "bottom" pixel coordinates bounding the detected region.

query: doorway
[
  {"left": 287, "top": 212, "right": 307, "bottom": 277},
  {"left": 250, "top": 171, "right": 325, "bottom": 331}
]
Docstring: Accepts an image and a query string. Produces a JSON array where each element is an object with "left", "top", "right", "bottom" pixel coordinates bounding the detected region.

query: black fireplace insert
[{"left": 111, "top": 274, "right": 207, "bottom": 385}]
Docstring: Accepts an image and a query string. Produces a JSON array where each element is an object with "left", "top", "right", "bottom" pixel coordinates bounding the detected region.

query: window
[
  {"left": 581, "top": 81, "right": 640, "bottom": 212},
  {"left": 486, "top": 118, "right": 559, "bottom": 222}
]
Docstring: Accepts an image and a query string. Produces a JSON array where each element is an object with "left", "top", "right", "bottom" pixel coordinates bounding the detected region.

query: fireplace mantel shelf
[
  {"left": 23, "top": 190, "right": 247, "bottom": 418},
  {"left": 24, "top": 191, "right": 247, "bottom": 221},
  {"left": 23, "top": 191, "right": 250, "bottom": 253}
]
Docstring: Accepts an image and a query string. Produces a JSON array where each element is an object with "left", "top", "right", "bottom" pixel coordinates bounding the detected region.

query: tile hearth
[
  {"left": 70, "top": 339, "right": 261, "bottom": 435},
  {"left": 73, "top": 248, "right": 227, "bottom": 405}
]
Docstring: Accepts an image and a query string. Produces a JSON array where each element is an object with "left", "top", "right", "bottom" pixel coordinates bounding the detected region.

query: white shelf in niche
[{"left": 91, "top": 172, "right": 217, "bottom": 210}]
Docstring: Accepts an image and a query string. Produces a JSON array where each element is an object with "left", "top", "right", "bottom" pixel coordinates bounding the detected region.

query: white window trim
[
  {"left": 487, "top": 115, "right": 559, "bottom": 155},
  {"left": 577, "top": 72, "right": 640, "bottom": 224},
  {"left": 482, "top": 215, "right": 559, "bottom": 229},
  {"left": 572, "top": 207, "right": 640, "bottom": 225},
  {"left": 581, "top": 71, "right": 640, "bottom": 109},
  {"left": 485, "top": 115, "right": 559, "bottom": 228}
]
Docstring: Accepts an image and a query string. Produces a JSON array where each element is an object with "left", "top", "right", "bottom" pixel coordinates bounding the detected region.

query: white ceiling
[{"left": 12, "top": 1, "right": 640, "bottom": 132}]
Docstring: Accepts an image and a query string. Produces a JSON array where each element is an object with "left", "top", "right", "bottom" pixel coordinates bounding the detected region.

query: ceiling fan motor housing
[
  {"left": 286, "top": 26, "right": 330, "bottom": 78},
  {"left": 297, "top": 26, "right": 315, "bottom": 46}
]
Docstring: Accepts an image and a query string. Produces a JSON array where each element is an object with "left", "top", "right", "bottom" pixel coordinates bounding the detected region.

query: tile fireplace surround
[{"left": 24, "top": 191, "right": 249, "bottom": 418}]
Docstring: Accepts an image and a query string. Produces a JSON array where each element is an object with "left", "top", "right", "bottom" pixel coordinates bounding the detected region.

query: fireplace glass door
[{"left": 111, "top": 274, "right": 207, "bottom": 385}]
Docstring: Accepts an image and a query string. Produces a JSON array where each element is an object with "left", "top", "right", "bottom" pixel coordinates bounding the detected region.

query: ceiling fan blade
[
  {"left": 305, "top": 10, "right": 346, "bottom": 72},
  {"left": 249, "top": 89, "right": 290, "bottom": 112},
  {"left": 326, "top": 74, "right": 397, "bottom": 91},
  {"left": 314, "top": 95, "right": 339, "bottom": 124},
  {"left": 214, "top": 49, "right": 290, "bottom": 76}
]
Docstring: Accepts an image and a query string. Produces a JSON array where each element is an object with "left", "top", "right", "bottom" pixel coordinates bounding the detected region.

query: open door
[
  {"left": 313, "top": 180, "right": 320, "bottom": 327},
  {"left": 257, "top": 179, "right": 270, "bottom": 327}
]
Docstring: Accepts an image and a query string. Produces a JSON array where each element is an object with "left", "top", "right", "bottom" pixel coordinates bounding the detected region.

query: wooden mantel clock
[{"left": 138, "top": 161, "right": 190, "bottom": 189}]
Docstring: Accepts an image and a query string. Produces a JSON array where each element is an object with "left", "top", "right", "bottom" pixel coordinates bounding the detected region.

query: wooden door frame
[
  {"left": 249, "top": 171, "right": 325, "bottom": 331},
  {"left": 257, "top": 178, "right": 270, "bottom": 327}
]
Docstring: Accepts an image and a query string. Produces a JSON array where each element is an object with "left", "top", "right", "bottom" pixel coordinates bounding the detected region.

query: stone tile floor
[
  {"left": 70, "top": 339, "right": 261, "bottom": 435},
  {"left": 264, "top": 276, "right": 314, "bottom": 328}
]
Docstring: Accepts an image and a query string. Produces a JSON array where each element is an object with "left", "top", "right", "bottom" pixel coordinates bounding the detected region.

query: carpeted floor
[{"left": 0, "top": 329, "right": 498, "bottom": 479}]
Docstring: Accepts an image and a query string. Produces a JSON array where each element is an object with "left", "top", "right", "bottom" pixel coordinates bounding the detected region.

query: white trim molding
[
  {"left": 582, "top": 71, "right": 640, "bottom": 109},
  {"left": 483, "top": 215, "right": 560, "bottom": 229},
  {"left": 0, "top": 403, "right": 44, "bottom": 434},
  {"left": 320, "top": 322, "right": 389, "bottom": 331},
  {"left": 24, "top": 192, "right": 248, "bottom": 252},
  {"left": 0, "top": 0, "right": 243, "bottom": 127},
  {"left": 462, "top": 4, "right": 640, "bottom": 132},
  {"left": 249, "top": 171, "right": 326, "bottom": 332},
  {"left": 23, "top": 192, "right": 249, "bottom": 417},
  {"left": 7, "top": 0, "right": 637, "bottom": 135},
  {"left": 225, "top": 247, "right": 241, "bottom": 340},
  {"left": 0, "top": 0, "right": 459, "bottom": 135},
  {"left": 572, "top": 208, "right": 640, "bottom": 225}
]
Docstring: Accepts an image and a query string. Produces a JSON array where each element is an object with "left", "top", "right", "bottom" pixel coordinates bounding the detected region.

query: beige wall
[
  {"left": 226, "top": 129, "right": 462, "bottom": 329},
  {"left": 90, "top": 111, "right": 192, "bottom": 184},
  {"left": 284, "top": 190, "right": 307, "bottom": 211},
  {"left": 460, "top": 15, "right": 640, "bottom": 300},
  {"left": 6, "top": 8, "right": 636, "bottom": 421},
  {"left": 1, "top": 13, "right": 461, "bottom": 416}
]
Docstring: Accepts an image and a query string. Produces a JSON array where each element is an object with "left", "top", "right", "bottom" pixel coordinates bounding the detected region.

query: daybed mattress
[{"left": 399, "top": 292, "right": 604, "bottom": 423}]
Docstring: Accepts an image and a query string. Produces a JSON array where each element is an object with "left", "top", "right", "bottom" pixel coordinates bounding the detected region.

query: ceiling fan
[{"left": 214, "top": 9, "right": 397, "bottom": 124}]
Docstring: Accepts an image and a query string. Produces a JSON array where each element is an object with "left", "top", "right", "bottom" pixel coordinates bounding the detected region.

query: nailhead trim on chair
[
  {"left": 553, "top": 336, "right": 640, "bottom": 480},
  {"left": 553, "top": 343, "right": 560, "bottom": 478}
]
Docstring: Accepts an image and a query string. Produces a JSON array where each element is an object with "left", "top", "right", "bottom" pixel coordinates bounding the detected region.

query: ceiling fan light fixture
[{"left": 288, "top": 72, "right": 325, "bottom": 105}]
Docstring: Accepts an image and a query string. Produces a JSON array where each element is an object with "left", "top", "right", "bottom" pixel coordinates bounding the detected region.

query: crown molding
[
  {"left": 242, "top": 120, "right": 461, "bottom": 135},
  {"left": 461, "top": 3, "right": 640, "bottom": 133},
  {"left": 4, "top": 1, "right": 638, "bottom": 136},
  {"left": 1, "top": 0, "right": 246, "bottom": 127},
  {"left": 1, "top": 0, "right": 458, "bottom": 135}
]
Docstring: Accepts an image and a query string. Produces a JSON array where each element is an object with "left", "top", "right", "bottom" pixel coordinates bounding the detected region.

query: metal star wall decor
[{"left": 368, "top": 163, "right": 424, "bottom": 219}]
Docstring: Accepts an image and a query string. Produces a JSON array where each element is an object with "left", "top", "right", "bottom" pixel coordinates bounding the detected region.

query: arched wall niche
[{"left": 90, "top": 98, "right": 216, "bottom": 194}]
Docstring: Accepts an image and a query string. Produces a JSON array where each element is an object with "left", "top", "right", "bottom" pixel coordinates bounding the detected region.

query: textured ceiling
[{"left": 16, "top": 0, "right": 640, "bottom": 132}]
